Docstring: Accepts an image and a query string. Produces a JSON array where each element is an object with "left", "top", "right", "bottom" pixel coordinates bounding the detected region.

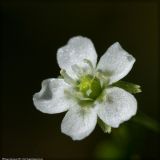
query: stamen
[
  {"left": 60, "top": 69, "right": 77, "bottom": 86},
  {"left": 96, "top": 71, "right": 109, "bottom": 88},
  {"left": 71, "top": 64, "right": 83, "bottom": 78},
  {"left": 97, "top": 90, "right": 107, "bottom": 103},
  {"left": 64, "top": 89, "right": 93, "bottom": 101},
  {"left": 83, "top": 59, "right": 94, "bottom": 74}
]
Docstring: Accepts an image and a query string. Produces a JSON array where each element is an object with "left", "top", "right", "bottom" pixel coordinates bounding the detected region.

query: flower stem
[{"left": 132, "top": 112, "right": 160, "bottom": 133}]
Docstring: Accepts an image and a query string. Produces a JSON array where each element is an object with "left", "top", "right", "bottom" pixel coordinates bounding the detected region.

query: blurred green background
[{"left": 1, "top": 0, "right": 160, "bottom": 159}]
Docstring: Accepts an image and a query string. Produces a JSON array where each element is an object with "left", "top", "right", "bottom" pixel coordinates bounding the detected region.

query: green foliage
[
  {"left": 132, "top": 112, "right": 160, "bottom": 133},
  {"left": 95, "top": 125, "right": 129, "bottom": 159}
]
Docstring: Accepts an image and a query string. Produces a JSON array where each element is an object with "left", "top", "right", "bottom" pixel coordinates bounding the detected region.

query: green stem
[{"left": 132, "top": 112, "right": 160, "bottom": 133}]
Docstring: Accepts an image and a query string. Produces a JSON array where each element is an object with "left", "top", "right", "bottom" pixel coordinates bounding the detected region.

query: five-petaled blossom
[{"left": 33, "top": 36, "right": 141, "bottom": 140}]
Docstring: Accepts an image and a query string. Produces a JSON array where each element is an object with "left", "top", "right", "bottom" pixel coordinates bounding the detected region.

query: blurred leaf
[
  {"left": 95, "top": 126, "right": 130, "bottom": 159},
  {"left": 132, "top": 113, "right": 160, "bottom": 133},
  {"left": 112, "top": 125, "right": 130, "bottom": 144},
  {"left": 95, "top": 141, "right": 126, "bottom": 159}
]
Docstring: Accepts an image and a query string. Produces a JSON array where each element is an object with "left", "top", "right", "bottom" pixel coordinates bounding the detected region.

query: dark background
[{"left": 1, "top": 0, "right": 160, "bottom": 159}]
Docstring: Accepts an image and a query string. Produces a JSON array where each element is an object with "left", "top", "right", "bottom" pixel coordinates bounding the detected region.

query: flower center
[{"left": 78, "top": 75, "right": 102, "bottom": 99}]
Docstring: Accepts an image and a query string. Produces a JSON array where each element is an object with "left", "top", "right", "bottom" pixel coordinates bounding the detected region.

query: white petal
[
  {"left": 61, "top": 106, "right": 97, "bottom": 140},
  {"left": 97, "top": 42, "right": 135, "bottom": 84},
  {"left": 33, "top": 78, "right": 75, "bottom": 114},
  {"left": 57, "top": 36, "right": 97, "bottom": 78},
  {"left": 98, "top": 87, "right": 137, "bottom": 128}
]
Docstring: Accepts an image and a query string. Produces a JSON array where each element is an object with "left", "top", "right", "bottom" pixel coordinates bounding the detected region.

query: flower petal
[
  {"left": 33, "top": 78, "right": 75, "bottom": 114},
  {"left": 97, "top": 42, "right": 135, "bottom": 84},
  {"left": 57, "top": 36, "right": 97, "bottom": 78},
  {"left": 98, "top": 87, "right": 137, "bottom": 128},
  {"left": 61, "top": 106, "right": 97, "bottom": 140}
]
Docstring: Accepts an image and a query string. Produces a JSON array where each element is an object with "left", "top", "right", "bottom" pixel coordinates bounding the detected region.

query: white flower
[{"left": 33, "top": 36, "right": 139, "bottom": 140}]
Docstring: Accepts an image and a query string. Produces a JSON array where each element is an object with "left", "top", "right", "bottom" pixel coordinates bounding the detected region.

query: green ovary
[{"left": 78, "top": 75, "right": 102, "bottom": 99}]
